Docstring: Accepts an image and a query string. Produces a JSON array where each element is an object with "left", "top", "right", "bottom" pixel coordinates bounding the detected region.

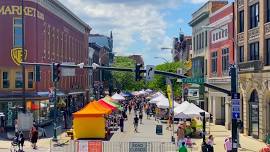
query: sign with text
[
  {"left": 61, "top": 62, "right": 75, "bottom": 76},
  {"left": 182, "top": 78, "right": 204, "bottom": 84},
  {"left": 77, "top": 140, "right": 102, "bottom": 152},
  {"left": 232, "top": 93, "right": 240, "bottom": 119},
  {"left": 129, "top": 142, "right": 147, "bottom": 152}
]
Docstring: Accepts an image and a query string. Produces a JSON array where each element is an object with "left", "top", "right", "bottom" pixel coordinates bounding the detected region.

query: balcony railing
[
  {"left": 238, "top": 60, "right": 263, "bottom": 72},
  {"left": 248, "top": 27, "right": 259, "bottom": 42}
]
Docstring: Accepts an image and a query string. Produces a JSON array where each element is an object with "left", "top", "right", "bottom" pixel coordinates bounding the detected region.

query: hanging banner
[{"left": 166, "top": 78, "right": 173, "bottom": 108}]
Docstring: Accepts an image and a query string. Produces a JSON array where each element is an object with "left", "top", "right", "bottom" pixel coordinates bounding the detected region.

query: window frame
[
  {"left": 267, "top": 0, "right": 270, "bottom": 23},
  {"left": 28, "top": 72, "right": 34, "bottom": 89},
  {"left": 266, "top": 39, "right": 270, "bottom": 65},
  {"left": 211, "top": 51, "right": 218, "bottom": 74},
  {"left": 13, "top": 18, "right": 23, "bottom": 47},
  {"left": 249, "top": 42, "right": 259, "bottom": 61},
  {"left": 249, "top": 3, "right": 259, "bottom": 29},
  {"left": 2, "top": 72, "right": 10, "bottom": 89},
  {"left": 239, "top": 10, "right": 244, "bottom": 32},
  {"left": 15, "top": 71, "right": 23, "bottom": 88},
  {"left": 222, "top": 48, "right": 230, "bottom": 74},
  {"left": 238, "top": 46, "right": 244, "bottom": 63}
]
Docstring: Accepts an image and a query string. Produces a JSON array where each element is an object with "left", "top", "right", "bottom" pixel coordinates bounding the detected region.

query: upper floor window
[
  {"left": 249, "top": 3, "right": 259, "bottom": 29},
  {"left": 15, "top": 72, "right": 23, "bottom": 88},
  {"left": 249, "top": 42, "right": 259, "bottom": 61},
  {"left": 13, "top": 18, "right": 22, "bottom": 47},
  {"left": 28, "top": 72, "right": 33, "bottom": 88},
  {"left": 267, "top": 0, "right": 270, "bottom": 23},
  {"left": 222, "top": 48, "right": 229, "bottom": 73},
  {"left": 266, "top": 39, "right": 270, "bottom": 65},
  {"left": 238, "top": 46, "right": 244, "bottom": 63},
  {"left": 2, "top": 72, "right": 9, "bottom": 88},
  {"left": 211, "top": 26, "right": 228, "bottom": 43},
  {"left": 239, "top": 10, "right": 244, "bottom": 32},
  {"left": 211, "top": 52, "right": 218, "bottom": 73}
]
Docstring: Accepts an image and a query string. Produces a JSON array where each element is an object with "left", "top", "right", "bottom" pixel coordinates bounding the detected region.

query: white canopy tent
[
  {"left": 149, "top": 94, "right": 167, "bottom": 104},
  {"left": 174, "top": 101, "right": 190, "bottom": 115},
  {"left": 156, "top": 99, "right": 180, "bottom": 109},
  {"left": 111, "top": 93, "right": 125, "bottom": 101},
  {"left": 181, "top": 103, "right": 210, "bottom": 118}
]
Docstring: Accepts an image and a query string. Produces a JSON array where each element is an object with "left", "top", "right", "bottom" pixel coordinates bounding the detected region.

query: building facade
[
  {"left": 236, "top": 0, "right": 270, "bottom": 140},
  {"left": 189, "top": 0, "right": 228, "bottom": 109},
  {"left": 0, "top": 0, "right": 91, "bottom": 127},
  {"left": 89, "top": 33, "right": 114, "bottom": 98},
  {"left": 208, "top": 3, "right": 234, "bottom": 128}
]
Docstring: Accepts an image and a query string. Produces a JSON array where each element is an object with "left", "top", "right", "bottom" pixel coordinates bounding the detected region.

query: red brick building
[
  {"left": 207, "top": 3, "right": 234, "bottom": 128},
  {"left": 0, "top": 0, "right": 91, "bottom": 127}
]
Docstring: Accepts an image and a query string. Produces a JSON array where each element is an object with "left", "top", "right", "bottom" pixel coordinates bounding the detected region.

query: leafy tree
[
  {"left": 146, "top": 61, "right": 186, "bottom": 97},
  {"left": 112, "top": 56, "right": 145, "bottom": 91}
]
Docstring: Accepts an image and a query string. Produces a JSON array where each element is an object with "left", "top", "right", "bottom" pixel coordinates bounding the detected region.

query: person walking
[
  {"left": 133, "top": 115, "right": 139, "bottom": 133},
  {"left": 119, "top": 116, "right": 124, "bottom": 132},
  {"left": 128, "top": 104, "right": 132, "bottom": 114},
  {"left": 139, "top": 111, "right": 143, "bottom": 124},
  {"left": 177, "top": 124, "right": 185, "bottom": 146},
  {"left": 30, "top": 125, "right": 38, "bottom": 149},
  {"left": 207, "top": 135, "right": 214, "bottom": 152},
  {"left": 179, "top": 142, "right": 188, "bottom": 152},
  {"left": 18, "top": 131, "right": 25, "bottom": 151},
  {"left": 224, "top": 137, "right": 232, "bottom": 152}
]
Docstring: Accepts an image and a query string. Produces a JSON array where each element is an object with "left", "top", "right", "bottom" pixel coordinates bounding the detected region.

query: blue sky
[{"left": 59, "top": 0, "right": 232, "bottom": 65}]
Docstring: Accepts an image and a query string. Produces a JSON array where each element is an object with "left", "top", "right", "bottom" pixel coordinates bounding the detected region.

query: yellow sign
[
  {"left": 11, "top": 48, "right": 27, "bottom": 65},
  {"left": 167, "top": 85, "right": 173, "bottom": 108},
  {"left": 0, "top": 5, "right": 44, "bottom": 20},
  {"left": 184, "top": 59, "right": 192, "bottom": 69}
]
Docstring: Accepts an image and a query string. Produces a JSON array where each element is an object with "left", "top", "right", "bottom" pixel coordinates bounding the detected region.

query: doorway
[{"left": 249, "top": 90, "right": 259, "bottom": 139}]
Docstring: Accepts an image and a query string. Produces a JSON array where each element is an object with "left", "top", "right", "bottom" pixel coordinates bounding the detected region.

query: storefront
[{"left": 249, "top": 90, "right": 259, "bottom": 139}]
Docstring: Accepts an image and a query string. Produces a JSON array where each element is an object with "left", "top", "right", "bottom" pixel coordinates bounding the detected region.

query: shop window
[
  {"left": 222, "top": 48, "right": 229, "bottom": 73},
  {"left": 2, "top": 72, "right": 9, "bottom": 88},
  {"left": 15, "top": 72, "right": 23, "bottom": 88},
  {"left": 28, "top": 72, "right": 33, "bottom": 88},
  {"left": 13, "top": 18, "right": 22, "bottom": 47}
]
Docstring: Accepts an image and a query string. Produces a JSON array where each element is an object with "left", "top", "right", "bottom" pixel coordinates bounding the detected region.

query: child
[{"left": 179, "top": 142, "right": 188, "bottom": 152}]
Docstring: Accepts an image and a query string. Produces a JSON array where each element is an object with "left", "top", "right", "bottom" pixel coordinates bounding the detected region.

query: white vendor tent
[
  {"left": 149, "top": 94, "right": 167, "bottom": 104},
  {"left": 111, "top": 93, "right": 125, "bottom": 101},
  {"left": 174, "top": 101, "right": 191, "bottom": 114},
  {"left": 181, "top": 103, "right": 210, "bottom": 118},
  {"left": 156, "top": 99, "right": 180, "bottom": 109}
]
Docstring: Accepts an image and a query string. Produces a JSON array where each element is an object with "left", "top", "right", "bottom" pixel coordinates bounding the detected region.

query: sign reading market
[{"left": 0, "top": 5, "right": 44, "bottom": 20}]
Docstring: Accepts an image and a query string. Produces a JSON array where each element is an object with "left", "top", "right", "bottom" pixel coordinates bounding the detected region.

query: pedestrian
[
  {"left": 166, "top": 115, "right": 173, "bottom": 130},
  {"left": 0, "top": 116, "right": 4, "bottom": 133},
  {"left": 207, "top": 135, "right": 214, "bottom": 152},
  {"left": 139, "top": 111, "right": 143, "bottom": 124},
  {"left": 30, "top": 125, "right": 38, "bottom": 149},
  {"left": 179, "top": 142, "right": 188, "bottom": 152},
  {"left": 128, "top": 104, "right": 132, "bottom": 114},
  {"left": 119, "top": 116, "right": 124, "bottom": 132},
  {"left": 177, "top": 124, "right": 185, "bottom": 146},
  {"left": 146, "top": 108, "right": 150, "bottom": 119},
  {"left": 133, "top": 115, "right": 139, "bottom": 133},
  {"left": 18, "top": 131, "right": 25, "bottom": 151},
  {"left": 224, "top": 137, "right": 232, "bottom": 152}
]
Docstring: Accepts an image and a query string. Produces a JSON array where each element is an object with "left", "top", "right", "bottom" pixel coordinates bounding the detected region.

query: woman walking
[{"left": 30, "top": 125, "right": 38, "bottom": 149}]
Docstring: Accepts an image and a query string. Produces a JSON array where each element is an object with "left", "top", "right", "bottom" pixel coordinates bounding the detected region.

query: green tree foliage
[
  {"left": 146, "top": 61, "right": 186, "bottom": 97},
  {"left": 112, "top": 56, "right": 145, "bottom": 91}
]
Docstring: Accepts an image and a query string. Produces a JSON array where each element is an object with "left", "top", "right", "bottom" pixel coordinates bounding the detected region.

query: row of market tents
[
  {"left": 149, "top": 92, "right": 210, "bottom": 119},
  {"left": 73, "top": 96, "right": 123, "bottom": 139}
]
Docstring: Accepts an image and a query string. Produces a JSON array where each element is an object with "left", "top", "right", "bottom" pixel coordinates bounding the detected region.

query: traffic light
[
  {"left": 52, "top": 63, "right": 61, "bottom": 82},
  {"left": 135, "top": 64, "right": 143, "bottom": 81}
]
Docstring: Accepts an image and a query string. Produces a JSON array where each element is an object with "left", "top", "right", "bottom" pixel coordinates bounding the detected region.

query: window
[
  {"left": 212, "top": 33, "right": 215, "bottom": 41},
  {"left": 222, "top": 30, "right": 224, "bottom": 38},
  {"left": 193, "top": 37, "right": 196, "bottom": 51},
  {"left": 219, "top": 31, "right": 221, "bottom": 39},
  {"left": 266, "top": 39, "right": 270, "bottom": 65},
  {"left": 267, "top": 0, "right": 270, "bottom": 22},
  {"left": 211, "top": 52, "right": 217, "bottom": 73},
  {"left": 13, "top": 18, "right": 22, "bottom": 47},
  {"left": 239, "top": 10, "right": 244, "bottom": 32},
  {"left": 222, "top": 48, "right": 229, "bottom": 73},
  {"left": 239, "top": 46, "right": 244, "bottom": 62},
  {"left": 28, "top": 72, "right": 33, "bottom": 88},
  {"left": 249, "top": 42, "right": 259, "bottom": 61},
  {"left": 249, "top": 3, "right": 259, "bottom": 29},
  {"left": 199, "top": 34, "right": 201, "bottom": 49},
  {"left": 15, "top": 72, "right": 23, "bottom": 88},
  {"left": 196, "top": 35, "right": 199, "bottom": 50},
  {"left": 2, "top": 72, "right": 9, "bottom": 88},
  {"left": 216, "top": 33, "right": 218, "bottom": 40},
  {"left": 202, "top": 32, "right": 204, "bottom": 49},
  {"left": 225, "top": 29, "right": 228, "bottom": 37},
  {"left": 205, "top": 31, "right": 207, "bottom": 47}
]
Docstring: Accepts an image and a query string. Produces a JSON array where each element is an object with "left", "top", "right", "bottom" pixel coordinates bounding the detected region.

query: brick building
[
  {"left": 236, "top": 0, "right": 270, "bottom": 140},
  {"left": 208, "top": 3, "right": 234, "bottom": 128},
  {"left": 0, "top": 0, "right": 91, "bottom": 127}
]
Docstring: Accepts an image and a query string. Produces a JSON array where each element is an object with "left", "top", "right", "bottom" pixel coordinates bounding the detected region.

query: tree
[
  {"left": 112, "top": 56, "right": 145, "bottom": 91},
  {"left": 146, "top": 61, "right": 186, "bottom": 97}
]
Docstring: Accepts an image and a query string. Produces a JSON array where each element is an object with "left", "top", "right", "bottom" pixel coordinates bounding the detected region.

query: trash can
[{"left": 156, "top": 124, "right": 163, "bottom": 135}]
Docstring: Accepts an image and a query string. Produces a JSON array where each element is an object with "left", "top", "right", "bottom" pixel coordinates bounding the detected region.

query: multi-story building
[
  {"left": 208, "top": 3, "right": 234, "bottom": 128},
  {"left": 0, "top": 0, "right": 91, "bottom": 127},
  {"left": 89, "top": 33, "right": 114, "bottom": 97},
  {"left": 236, "top": 0, "right": 270, "bottom": 140},
  {"left": 128, "top": 55, "right": 144, "bottom": 65},
  {"left": 189, "top": 0, "right": 228, "bottom": 109}
]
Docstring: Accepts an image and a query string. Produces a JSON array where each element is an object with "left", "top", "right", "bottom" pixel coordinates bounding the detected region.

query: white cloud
[
  {"left": 188, "top": 0, "right": 208, "bottom": 4},
  {"left": 58, "top": 0, "right": 185, "bottom": 64}
]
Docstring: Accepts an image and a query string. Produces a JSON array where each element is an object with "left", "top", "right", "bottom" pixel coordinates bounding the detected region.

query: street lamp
[{"left": 154, "top": 57, "right": 169, "bottom": 63}]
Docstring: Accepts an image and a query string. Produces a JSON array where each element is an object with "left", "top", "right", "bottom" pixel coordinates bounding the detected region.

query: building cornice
[{"left": 189, "top": 12, "right": 209, "bottom": 26}]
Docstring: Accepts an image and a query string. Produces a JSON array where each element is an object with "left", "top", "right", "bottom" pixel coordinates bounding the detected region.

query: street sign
[
  {"left": 129, "top": 142, "right": 147, "bottom": 152},
  {"left": 146, "top": 65, "right": 155, "bottom": 81},
  {"left": 232, "top": 93, "right": 240, "bottom": 119},
  {"left": 61, "top": 62, "right": 75, "bottom": 76},
  {"left": 182, "top": 78, "right": 204, "bottom": 84}
]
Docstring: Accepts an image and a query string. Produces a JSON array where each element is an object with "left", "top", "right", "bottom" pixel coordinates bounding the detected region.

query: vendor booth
[
  {"left": 73, "top": 101, "right": 112, "bottom": 139},
  {"left": 111, "top": 93, "right": 125, "bottom": 101}
]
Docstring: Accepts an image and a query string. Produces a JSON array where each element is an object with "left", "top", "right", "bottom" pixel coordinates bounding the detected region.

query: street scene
[{"left": 0, "top": 0, "right": 270, "bottom": 152}]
